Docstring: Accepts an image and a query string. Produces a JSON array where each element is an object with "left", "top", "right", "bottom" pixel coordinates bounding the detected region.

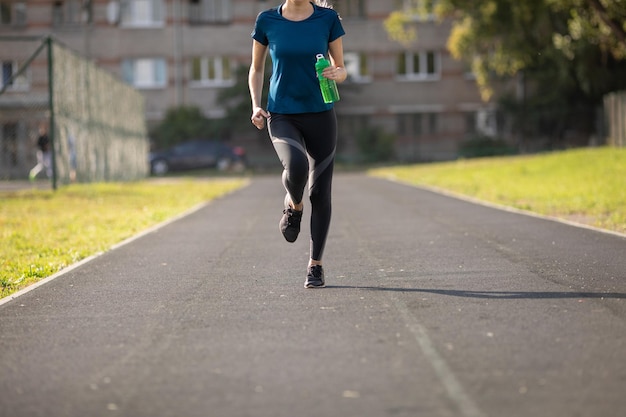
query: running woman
[{"left": 249, "top": 0, "right": 347, "bottom": 288}]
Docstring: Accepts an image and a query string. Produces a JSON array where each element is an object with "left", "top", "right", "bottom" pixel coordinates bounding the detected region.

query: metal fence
[
  {"left": 0, "top": 36, "right": 148, "bottom": 187},
  {"left": 604, "top": 91, "right": 626, "bottom": 147}
]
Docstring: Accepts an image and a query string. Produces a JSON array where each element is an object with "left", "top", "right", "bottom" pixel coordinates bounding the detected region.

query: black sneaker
[
  {"left": 279, "top": 195, "right": 302, "bottom": 242},
  {"left": 305, "top": 265, "right": 325, "bottom": 288}
]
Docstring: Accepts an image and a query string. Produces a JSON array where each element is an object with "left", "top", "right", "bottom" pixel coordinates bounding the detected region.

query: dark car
[{"left": 149, "top": 139, "right": 246, "bottom": 175}]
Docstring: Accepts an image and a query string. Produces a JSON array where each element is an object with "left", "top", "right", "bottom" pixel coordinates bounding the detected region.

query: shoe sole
[
  {"left": 304, "top": 282, "right": 326, "bottom": 288},
  {"left": 280, "top": 214, "right": 300, "bottom": 242}
]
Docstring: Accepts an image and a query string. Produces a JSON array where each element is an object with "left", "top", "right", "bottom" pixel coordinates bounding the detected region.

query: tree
[
  {"left": 384, "top": 0, "right": 626, "bottom": 147},
  {"left": 150, "top": 106, "right": 212, "bottom": 149},
  {"left": 387, "top": 0, "right": 625, "bottom": 98},
  {"left": 552, "top": 0, "right": 626, "bottom": 59},
  {"left": 213, "top": 63, "right": 271, "bottom": 138}
]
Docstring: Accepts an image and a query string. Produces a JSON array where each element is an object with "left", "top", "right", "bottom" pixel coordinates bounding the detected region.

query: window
[
  {"left": 0, "top": 1, "right": 26, "bottom": 27},
  {"left": 428, "top": 112, "right": 438, "bottom": 134},
  {"left": 397, "top": 112, "right": 438, "bottom": 136},
  {"left": 397, "top": 51, "right": 440, "bottom": 81},
  {"left": 1, "top": 123, "right": 18, "bottom": 166},
  {"left": 338, "top": 114, "right": 370, "bottom": 138},
  {"left": 475, "top": 109, "right": 497, "bottom": 137},
  {"left": 52, "top": 0, "right": 91, "bottom": 27},
  {"left": 188, "top": 0, "right": 231, "bottom": 24},
  {"left": 332, "top": 0, "right": 365, "bottom": 19},
  {"left": 463, "top": 62, "right": 476, "bottom": 80},
  {"left": 398, "top": 113, "right": 421, "bottom": 137},
  {"left": 52, "top": 1, "right": 63, "bottom": 25},
  {"left": 1, "top": 60, "right": 29, "bottom": 91},
  {"left": 344, "top": 52, "right": 370, "bottom": 83},
  {"left": 395, "top": 0, "right": 437, "bottom": 21},
  {"left": 122, "top": 58, "right": 167, "bottom": 88},
  {"left": 465, "top": 112, "right": 477, "bottom": 136},
  {"left": 0, "top": 3, "right": 9, "bottom": 24},
  {"left": 190, "top": 56, "right": 233, "bottom": 86},
  {"left": 121, "top": 0, "right": 164, "bottom": 27},
  {"left": 337, "top": 114, "right": 370, "bottom": 155}
]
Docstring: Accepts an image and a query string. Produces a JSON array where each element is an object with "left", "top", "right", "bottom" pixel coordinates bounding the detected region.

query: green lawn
[
  {"left": 0, "top": 178, "right": 248, "bottom": 299},
  {"left": 369, "top": 146, "right": 626, "bottom": 234}
]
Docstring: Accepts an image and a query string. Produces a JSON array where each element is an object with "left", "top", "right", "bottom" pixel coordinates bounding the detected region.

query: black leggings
[{"left": 268, "top": 109, "right": 337, "bottom": 261}]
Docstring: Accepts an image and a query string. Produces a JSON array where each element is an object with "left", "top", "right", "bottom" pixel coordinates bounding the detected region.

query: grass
[
  {"left": 0, "top": 178, "right": 248, "bottom": 299},
  {"left": 370, "top": 146, "right": 626, "bottom": 234}
]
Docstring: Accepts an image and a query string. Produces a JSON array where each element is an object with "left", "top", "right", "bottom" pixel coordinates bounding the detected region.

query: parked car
[{"left": 149, "top": 139, "right": 247, "bottom": 175}]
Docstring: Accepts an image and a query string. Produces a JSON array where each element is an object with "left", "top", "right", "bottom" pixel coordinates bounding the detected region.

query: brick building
[{"left": 1, "top": 0, "right": 496, "bottom": 167}]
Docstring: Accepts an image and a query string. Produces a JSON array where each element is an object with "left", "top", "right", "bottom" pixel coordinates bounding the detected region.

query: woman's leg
[
  {"left": 300, "top": 110, "right": 337, "bottom": 263},
  {"left": 267, "top": 110, "right": 337, "bottom": 288},
  {"left": 267, "top": 113, "right": 309, "bottom": 208}
]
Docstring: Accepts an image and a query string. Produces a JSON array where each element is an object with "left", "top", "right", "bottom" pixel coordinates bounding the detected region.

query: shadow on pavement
[{"left": 326, "top": 286, "right": 626, "bottom": 299}]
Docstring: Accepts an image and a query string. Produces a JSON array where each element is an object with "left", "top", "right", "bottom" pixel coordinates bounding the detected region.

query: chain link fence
[{"left": 0, "top": 36, "right": 148, "bottom": 187}]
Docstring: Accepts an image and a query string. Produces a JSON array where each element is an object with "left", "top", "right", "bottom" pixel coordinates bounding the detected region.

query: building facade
[{"left": 1, "top": 0, "right": 496, "bottom": 167}]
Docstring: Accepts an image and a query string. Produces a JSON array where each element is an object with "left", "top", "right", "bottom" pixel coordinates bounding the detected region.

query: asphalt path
[{"left": 1, "top": 174, "right": 625, "bottom": 417}]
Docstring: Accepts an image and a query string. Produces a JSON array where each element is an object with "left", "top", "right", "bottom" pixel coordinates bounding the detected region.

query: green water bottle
[{"left": 315, "top": 54, "right": 340, "bottom": 104}]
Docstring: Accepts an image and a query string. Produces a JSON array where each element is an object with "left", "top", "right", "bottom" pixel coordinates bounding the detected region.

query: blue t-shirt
[{"left": 251, "top": 3, "right": 345, "bottom": 114}]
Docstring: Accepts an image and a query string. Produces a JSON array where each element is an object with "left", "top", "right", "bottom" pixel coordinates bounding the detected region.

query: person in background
[
  {"left": 248, "top": 0, "right": 347, "bottom": 288},
  {"left": 29, "top": 125, "right": 52, "bottom": 181},
  {"left": 67, "top": 128, "right": 77, "bottom": 182}
]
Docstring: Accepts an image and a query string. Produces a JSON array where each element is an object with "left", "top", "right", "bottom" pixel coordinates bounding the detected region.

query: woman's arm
[
  {"left": 249, "top": 40, "right": 269, "bottom": 129},
  {"left": 326, "top": 37, "right": 348, "bottom": 83}
]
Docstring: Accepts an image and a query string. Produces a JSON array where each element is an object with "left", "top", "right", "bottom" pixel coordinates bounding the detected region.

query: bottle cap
[{"left": 316, "top": 54, "right": 324, "bottom": 59}]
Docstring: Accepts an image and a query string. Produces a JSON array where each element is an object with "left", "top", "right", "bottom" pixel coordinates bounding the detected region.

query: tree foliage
[
  {"left": 385, "top": 0, "right": 626, "bottom": 100},
  {"left": 551, "top": 0, "right": 626, "bottom": 60},
  {"left": 213, "top": 63, "right": 272, "bottom": 138},
  {"left": 150, "top": 60, "right": 271, "bottom": 149},
  {"left": 149, "top": 106, "right": 212, "bottom": 149},
  {"left": 355, "top": 127, "right": 396, "bottom": 163},
  {"left": 384, "top": 0, "right": 626, "bottom": 146}
]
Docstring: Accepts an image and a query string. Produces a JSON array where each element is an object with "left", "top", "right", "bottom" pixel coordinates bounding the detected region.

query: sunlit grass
[
  {"left": 0, "top": 178, "right": 248, "bottom": 298},
  {"left": 370, "top": 147, "right": 626, "bottom": 233}
]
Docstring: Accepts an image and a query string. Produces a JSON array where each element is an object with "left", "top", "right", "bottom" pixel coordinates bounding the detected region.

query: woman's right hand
[{"left": 251, "top": 107, "right": 269, "bottom": 130}]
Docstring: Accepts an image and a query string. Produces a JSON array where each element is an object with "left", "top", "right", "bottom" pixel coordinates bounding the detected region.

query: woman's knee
[
  {"left": 284, "top": 155, "right": 309, "bottom": 184},
  {"left": 309, "top": 184, "right": 332, "bottom": 208}
]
